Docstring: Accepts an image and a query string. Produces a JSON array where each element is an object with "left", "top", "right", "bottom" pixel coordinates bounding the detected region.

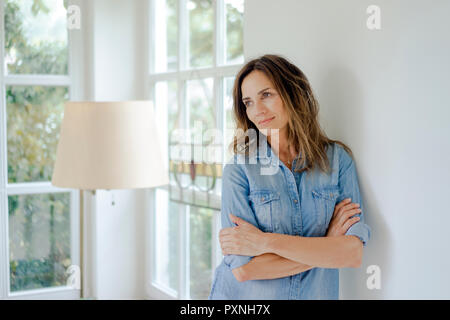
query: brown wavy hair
[{"left": 230, "top": 54, "right": 353, "bottom": 174}]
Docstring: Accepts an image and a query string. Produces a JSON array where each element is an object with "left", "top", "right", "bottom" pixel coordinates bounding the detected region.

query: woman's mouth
[{"left": 258, "top": 116, "right": 275, "bottom": 125}]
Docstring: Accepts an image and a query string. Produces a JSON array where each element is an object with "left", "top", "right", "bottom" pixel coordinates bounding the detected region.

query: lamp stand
[
  {"left": 80, "top": 189, "right": 84, "bottom": 299},
  {"left": 79, "top": 189, "right": 96, "bottom": 299}
]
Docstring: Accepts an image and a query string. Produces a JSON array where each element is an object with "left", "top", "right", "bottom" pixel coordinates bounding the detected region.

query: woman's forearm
[
  {"left": 232, "top": 253, "right": 314, "bottom": 282},
  {"left": 262, "top": 234, "right": 363, "bottom": 269}
]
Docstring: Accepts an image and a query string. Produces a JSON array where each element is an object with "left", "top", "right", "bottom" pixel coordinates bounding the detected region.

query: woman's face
[{"left": 241, "top": 70, "right": 289, "bottom": 136}]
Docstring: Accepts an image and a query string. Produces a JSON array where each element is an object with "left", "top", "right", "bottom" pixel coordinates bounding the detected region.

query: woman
[{"left": 208, "top": 54, "right": 371, "bottom": 300}]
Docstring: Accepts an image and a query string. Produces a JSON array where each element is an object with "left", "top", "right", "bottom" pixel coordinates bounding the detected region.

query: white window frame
[
  {"left": 0, "top": 0, "right": 86, "bottom": 300},
  {"left": 147, "top": 0, "right": 244, "bottom": 300}
]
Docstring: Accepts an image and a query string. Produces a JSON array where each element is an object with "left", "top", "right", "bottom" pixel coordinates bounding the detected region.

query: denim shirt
[{"left": 209, "top": 135, "right": 371, "bottom": 300}]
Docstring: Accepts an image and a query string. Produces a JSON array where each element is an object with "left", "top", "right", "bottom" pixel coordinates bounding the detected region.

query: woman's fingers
[
  {"left": 219, "top": 233, "right": 236, "bottom": 243},
  {"left": 219, "top": 228, "right": 243, "bottom": 244},
  {"left": 220, "top": 241, "right": 232, "bottom": 252},
  {"left": 336, "top": 203, "right": 360, "bottom": 219},
  {"left": 338, "top": 208, "right": 362, "bottom": 224},
  {"left": 327, "top": 200, "right": 362, "bottom": 237},
  {"left": 221, "top": 241, "right": 241, "bottom": 255},
  {"left": 229, "top": 213, "right": 251, "bottom": 226},
  {"left": 220, "top": 240, "right": 232, "bottom": 251},
  {"left": 333, "top": 200, "right": 358, "bottom": 218},
  {"left": 219, "top": 226, "right": 237, "bottom": 238},
  {"left": 333, "top": 198, "right": 352, "bottom": 217},
  {"left": 341, "top": 202, "right": 360, "bottom": 213},
  {"left": 342, "top": 216, "right": 360, "bottom": 232}
]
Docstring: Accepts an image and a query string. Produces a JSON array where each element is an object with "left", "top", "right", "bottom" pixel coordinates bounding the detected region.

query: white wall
[
  {"left": 85, "top": 0, "right": 149, "bottom": 299},
  {"left": 245, "top": 0, "right": 450, "bottom": 299}
]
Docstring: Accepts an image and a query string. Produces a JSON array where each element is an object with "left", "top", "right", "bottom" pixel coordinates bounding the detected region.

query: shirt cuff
[
  {"left": 223, "top": 255, "right": 253, "bottom": 270},
  {"left": 345, "top": 222, "right": 371, "bottom": 247}
]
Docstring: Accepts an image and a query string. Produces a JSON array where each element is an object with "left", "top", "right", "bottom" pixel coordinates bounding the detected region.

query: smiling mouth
[{"left": 258, "top": 116, "right": 275, "bottom": 125}]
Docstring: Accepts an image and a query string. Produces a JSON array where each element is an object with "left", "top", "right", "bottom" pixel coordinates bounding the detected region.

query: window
[
  {"left": 148, "top": 0, "right": 244, "bottom": 299},
  {"left": 0, "top": 0, "right": 80, "bottom": 299}
]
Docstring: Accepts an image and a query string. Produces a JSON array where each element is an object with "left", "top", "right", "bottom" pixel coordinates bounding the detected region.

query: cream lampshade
[
  {"left": 52, "top": 101, "right": 168, "bottom": 189},
  {"left": 51, "top": 101, "right": 169, "bottom": 299}
]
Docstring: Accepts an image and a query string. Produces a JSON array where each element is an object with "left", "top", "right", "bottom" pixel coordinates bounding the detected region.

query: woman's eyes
[
  {"left": 244, "top": 100, "right": 252, "bottom": 107},
  {"left": 244, "top": 92, "right": 272, "bottom": 107}
]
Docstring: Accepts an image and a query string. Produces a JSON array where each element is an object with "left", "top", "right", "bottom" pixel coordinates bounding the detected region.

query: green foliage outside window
[
  {"left": 4, "top": 0, "right": 68, "bottom": 74},
  {"left": 9, "top": 193, "right": 71, "bottom": 292},
  {"left": 5, "top": 0, "right": 72, "bottom": 293}
]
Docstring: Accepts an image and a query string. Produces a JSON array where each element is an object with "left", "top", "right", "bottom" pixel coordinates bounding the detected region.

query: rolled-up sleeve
[
  {"left": 220, "top": 158, "right": 260, "bottom": 270},
  {"left": 337, "top": 148, "right": 371, "bottom": 247}
]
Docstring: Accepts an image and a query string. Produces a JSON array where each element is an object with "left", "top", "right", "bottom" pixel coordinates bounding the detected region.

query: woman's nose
[{"left": 254, "top": 100, "right": 267, "bottom": 115}]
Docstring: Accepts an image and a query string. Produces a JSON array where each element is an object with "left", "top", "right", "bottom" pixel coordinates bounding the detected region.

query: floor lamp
[{"left": 51, "top": 101, "right": 169, "bottom": 299}]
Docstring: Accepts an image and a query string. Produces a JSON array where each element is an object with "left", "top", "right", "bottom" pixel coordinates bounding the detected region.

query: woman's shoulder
[
  {"left": 223, "top": 154, "right": 246, "bottom": 174},
  {"left": 328, "top": 142, "right": 356, "bottom": 174},
  {"left": 329, "top": 142, "right": 353, "bottom": 160},
  {"left": 222, "top": 153, "right": 265, "bottom": 180},
  {"left": 221, "top": 154, "right": 253, "bottom": 187}
]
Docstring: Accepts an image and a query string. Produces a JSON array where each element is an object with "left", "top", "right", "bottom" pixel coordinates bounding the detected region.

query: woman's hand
[
  {"left": 219, "top": 213, "right": 268, "bottom": 257},
  {"left": 326, "top": 198, "right": 362, "bottom": 237}
]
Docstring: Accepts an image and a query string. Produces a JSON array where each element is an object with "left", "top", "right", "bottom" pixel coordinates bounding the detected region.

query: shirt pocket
[
  {"left": 248, "top": 190, "right": 280, "bottom": 233},
  {"left": 311, "top": 186, "right": 340, "bottom": 231}
]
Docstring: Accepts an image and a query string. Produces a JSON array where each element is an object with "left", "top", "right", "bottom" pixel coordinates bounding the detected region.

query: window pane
[
  {"left": 189, "top": 206, "right": 213, "bottom": 299},
  {"left": 187, "top": 78, "right": 214, "bottom": 139},
  {"left": 225, "top": 0, "right": 244, "bottom": 65},
  {"left": 154, "top": 0, "right": 178, "bottom": 73},
  {"left": 153, "top": 189, "right": 179, "bottom": 294},
  {"left": 6, "top": 86, "right": 68, "bottom": 183},
  {"left": 4, "top": 0, "right": 68, "bottom": 75},
  {"left": 224, "top": 77, "right": 236, "bottom": 161},
  {"left": 162, "top": 81, "right": 179, "bottom": 137},
  {"left": 155, "top": 80, "right": 177, "bottom": 148},
  {"left": 155, "top": 81, "right": 181, "bottom": 187},
  {"left": 9, "top": 192, "right": 71, "bottom": 292},
  {"left": 188, "top": 0, "right": 214, "bottom": 68},
  {"left": 187, "top": 78, "right": 216, "bottom": 191}
]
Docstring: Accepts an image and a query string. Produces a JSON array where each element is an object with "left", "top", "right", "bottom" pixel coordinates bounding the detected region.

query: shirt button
[
  {"left": 294, "top": 199, "right": 298, "bottom": 203},
  {"left": 261, "top": 197, "right": 265, "bottom": 201}
]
